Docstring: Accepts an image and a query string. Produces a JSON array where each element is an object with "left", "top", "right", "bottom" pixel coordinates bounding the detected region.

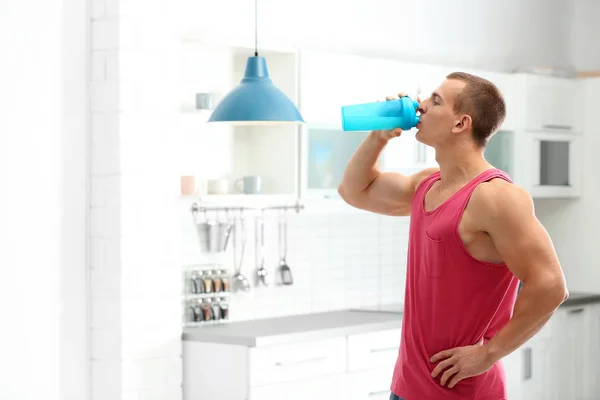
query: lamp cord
[{"left": 254, "top": 0, "right": 258, "bottom": 56}]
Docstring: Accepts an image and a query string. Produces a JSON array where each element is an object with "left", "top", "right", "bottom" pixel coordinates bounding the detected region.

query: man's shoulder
[
  {"left": 410, "top": 167, "right": 440, "bottom": 191},
  {"left": 470, "top": 178, "right": 533, "bottom": 221}
]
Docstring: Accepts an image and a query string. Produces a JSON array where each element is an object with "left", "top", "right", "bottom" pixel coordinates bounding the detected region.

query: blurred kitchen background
[{"left": 1, "top": 0, "right": 600, "bottom": 399}]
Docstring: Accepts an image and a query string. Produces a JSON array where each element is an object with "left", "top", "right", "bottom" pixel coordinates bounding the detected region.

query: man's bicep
[
  {"left": 358, "top": 168, "right": 437, "bottom": 216},
  {"left": 359, "top": 172, "right": 415, "bottom": 216},
  {"left": 483, "top": 185, "right": 561, "bottom": 282}
]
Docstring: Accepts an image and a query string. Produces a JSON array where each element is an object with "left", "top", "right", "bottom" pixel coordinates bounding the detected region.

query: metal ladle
[
  {"left": 277, "top": 209, "right": 293, "bottom": 285},
  {"left": 255, "top": 211, "right": 268, "bottom": 286},
  {"left": 231, "top": 211, "right": 250, "bottom": 292}
]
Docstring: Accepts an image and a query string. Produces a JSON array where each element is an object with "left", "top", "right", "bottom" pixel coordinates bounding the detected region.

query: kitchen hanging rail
[{"left": 190, "top": 199, "right": 304, "bottom": 215}]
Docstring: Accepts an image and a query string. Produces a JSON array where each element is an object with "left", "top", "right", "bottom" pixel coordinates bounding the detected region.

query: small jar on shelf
[{"left": 184, "top": 296, "right": 231, "bottom": 326}]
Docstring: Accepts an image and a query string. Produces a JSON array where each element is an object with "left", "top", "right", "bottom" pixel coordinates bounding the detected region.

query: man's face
[{"left": 415, "top": 78, "right": 467, "bottom": 148}]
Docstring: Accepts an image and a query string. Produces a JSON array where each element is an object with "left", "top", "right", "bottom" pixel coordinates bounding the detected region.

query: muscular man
[{"left": 338, "top": 72, "right": 568, "bottom": 400}]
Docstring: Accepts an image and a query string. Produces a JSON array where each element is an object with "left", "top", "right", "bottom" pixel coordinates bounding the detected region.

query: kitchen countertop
[
  {"left": 182, "top": 292, "right": 600, "bottom": 347},
  {"left": 560, "top": 291, "right": 600, "bottom": 307},
  {"left": 182, "top": 309, "right": 403, "bottom": 347}
]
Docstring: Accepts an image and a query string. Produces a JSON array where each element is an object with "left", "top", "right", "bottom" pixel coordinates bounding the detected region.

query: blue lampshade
[{"left": 208, "top": 56, "right": 304, "bottom": 125}]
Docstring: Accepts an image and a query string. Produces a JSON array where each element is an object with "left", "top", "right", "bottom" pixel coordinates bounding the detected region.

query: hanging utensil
[
  {"left": 219, "top": 209, "right": 234, "bottom": 252},
  {"left": 255, "top": 211, "right": 268, "bottom": 286},
  {"left": 231, "top": 211, "right": 250, "bottom": 292},
  {"left": 193, "top": 208, "right": 216, "bottom": 253},
  {"left": 277, "top": 210, "right": 293, "bottom": 285}
]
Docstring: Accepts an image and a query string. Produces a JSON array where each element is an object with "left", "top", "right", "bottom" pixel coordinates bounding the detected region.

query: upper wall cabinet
[
  {"left": 514, "top": 74, "right": 582, "bottom": 134},
  {"left": 483, "top": 74, "right": 585, "bottom": 198}
]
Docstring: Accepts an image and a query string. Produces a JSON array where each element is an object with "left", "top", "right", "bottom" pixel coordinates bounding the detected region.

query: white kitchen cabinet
[
  {"left": 551, "top": 305, "right": 596, "bottom": 400},
  {"left": 588, "top": 304, "right": 600, "bottom": 399},
  {"left": 514, "top": 74, "right": 582, "bottom": 134},
  {"left": 520, "top": 335, "right": 554, "bottom": 400},
  {"left": 183, "top": 328, "right": 401, "bottom": 400},
  {"left": 249, "top": 336, "right": 347, "bottom": 386},
  {"left": 482, "top": 73, "right": 584, "bottom": 199},
  {"left": 500, "top": 303, "right": 600, "bottom": 400},
  {"left": 249, "top": 373, "right": 347, "bottom": 400},
  {"left": 503, "top": 348, "right": 523, "bottom": 400},
  {"left": 484, "top": 129, "right": 582, "bottom": 198},
  {"left": 347, "top": 367, "right": 395, "bottom": 400},
  {"left": 347, "top": 328, "right": 401, "bottom": 372}
]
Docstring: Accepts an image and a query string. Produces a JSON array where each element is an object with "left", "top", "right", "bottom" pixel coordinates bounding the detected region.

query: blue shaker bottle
[{"left": 340, "top": 95, "right": 420, "bottom": 131}]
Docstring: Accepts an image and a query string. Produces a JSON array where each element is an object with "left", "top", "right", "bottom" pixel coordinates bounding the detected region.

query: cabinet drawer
[
  {"left": 348, "top": 329, "right": 401, "bottom": 372},
  {"left": 347, "top": 367, "right": 394, "bottom": 400},
  {"left": 249, "top": 373, "right": 347, "bottom": 400},
  {"left": 249, "top": 337, "right": 347, "bottom": 386}
]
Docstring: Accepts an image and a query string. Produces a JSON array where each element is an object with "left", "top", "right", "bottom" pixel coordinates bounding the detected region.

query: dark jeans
[{"left": 389, "top": 393, "right": 405, "bottom": 400}]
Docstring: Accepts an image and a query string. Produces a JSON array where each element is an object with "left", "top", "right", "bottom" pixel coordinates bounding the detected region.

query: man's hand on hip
[{"left": 429, "top": 339, "right": 495, "bottom": 388}]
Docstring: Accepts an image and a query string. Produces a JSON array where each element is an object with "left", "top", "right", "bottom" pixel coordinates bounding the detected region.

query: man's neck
[{"left": 435, "top": 145, "right": 492, "bottom": 188}]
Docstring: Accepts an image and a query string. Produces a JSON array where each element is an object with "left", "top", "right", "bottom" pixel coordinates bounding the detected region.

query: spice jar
[
  {"left": 185, "top": 306, "right": 196, "bottom": 323},
  {"left": 193, "top": 301, "right": 203, "bottom": 322},
  {"left": 193, "top": 272, "right": 204, "bottom": 294},
  {"left": 220, "top": 270, "right": 230, "bottom": 292},
  {"left": 188, "top": 272, "right": 199, "bottom": 294},
  {"left": 212, "top": 270, "right": 222, "bottom": 293},
  {"left": 211, "top": 298, "right": 222, "bottom": 320},
  {"left": 201, "top": 298, "right": 213, "bottom": 321},
  {"left": 219, "top": 298, "right": 229, "bottom": 320},
  {"left": 201, "top": 271, "right": 213, "bottom": 294}
]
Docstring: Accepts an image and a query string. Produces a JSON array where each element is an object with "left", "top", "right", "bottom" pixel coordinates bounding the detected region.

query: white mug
[
  {"left": 206, "top": 179, "right": 229, "bottom": 195},
  {"left": 235, "top": 176, "right": 261, "bottom": 194}
]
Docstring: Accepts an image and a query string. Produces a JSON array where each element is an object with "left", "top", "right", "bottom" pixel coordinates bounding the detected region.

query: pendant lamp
[{"left": 207, "top": 0, "right": 304, "bottom": 125}]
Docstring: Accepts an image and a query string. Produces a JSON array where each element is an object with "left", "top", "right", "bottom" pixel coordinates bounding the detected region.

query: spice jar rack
[
  {"left": 183, "top": 263, "right": 232, "bottom": 327},
  {"left": 183, "top": 200, "right": 304, "bottom": 328}
]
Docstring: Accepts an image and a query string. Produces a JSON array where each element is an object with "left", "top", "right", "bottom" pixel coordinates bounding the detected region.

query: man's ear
[{"left": 452, "top": 114, "right": 472, "bottom": 134}]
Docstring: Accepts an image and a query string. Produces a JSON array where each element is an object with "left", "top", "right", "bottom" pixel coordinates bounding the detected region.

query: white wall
[
  {"left": 60, "top": 0, "right": 90, "bottom": 399},
  {"left": 179, "top": 0, "right": 586, "bottom": 72},
  {"left": 89, "top": 0, "right": 183, "bottom": 399},
  {"left": 0, "top": 1, "right": 63, "bottom": 400},
  {"left": 569, "top": 0, "right": 600, "bottom": 71}
]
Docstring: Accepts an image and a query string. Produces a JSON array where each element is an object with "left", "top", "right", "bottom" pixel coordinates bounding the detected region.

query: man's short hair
[{"left": 446, "top": 72, "right": 507, "bottom": 147}]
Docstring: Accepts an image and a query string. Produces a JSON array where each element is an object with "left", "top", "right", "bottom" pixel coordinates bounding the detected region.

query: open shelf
[{"left": 178, "top": 42, "right": 301, "bottom": 198}]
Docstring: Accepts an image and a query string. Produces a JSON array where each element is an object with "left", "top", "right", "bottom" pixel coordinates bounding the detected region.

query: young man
[{"left": 338, "top": 72, "right": 568, "bottom": 400}]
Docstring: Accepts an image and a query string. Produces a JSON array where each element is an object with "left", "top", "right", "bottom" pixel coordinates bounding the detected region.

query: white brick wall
[{"left": 89, "top": 0, "right": 182, "bottom": 399}]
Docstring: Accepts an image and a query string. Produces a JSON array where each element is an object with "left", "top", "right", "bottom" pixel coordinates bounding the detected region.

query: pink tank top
[{"left": 391, "top": 169, "right": 520, "bottom": 400}]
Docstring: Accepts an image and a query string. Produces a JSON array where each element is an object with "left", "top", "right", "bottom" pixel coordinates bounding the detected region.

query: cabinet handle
[
  {"left": 523, "top": 347, "right": 532, "bottom": 381},
  {"left": 368, "top": 390, "right": 389, "bottom": 397},
  {"left": 568, "top": 307, "right": 585, "bottom": 315},
  {"left": 274, "top": 356, "right": 327, "bottom": 367},
  {"left": 370, "top": 346, "right": 397, "bottom": 354},
  {"left": 543, "top": 124, "right": 572, "bottom": 131}
]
